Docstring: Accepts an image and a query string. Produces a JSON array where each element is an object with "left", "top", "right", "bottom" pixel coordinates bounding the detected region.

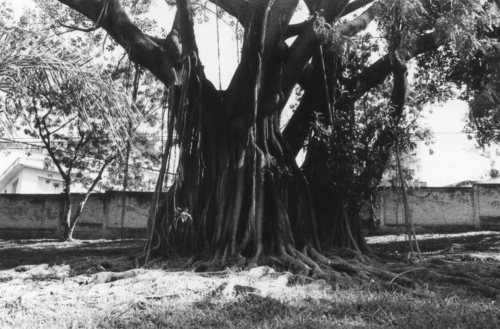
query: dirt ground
[
  {"left": 0, "top": 239, "right": 142, "bottom": 274},
  {"left": 0, "top": 232, "right": 499, "bottom": 328}
]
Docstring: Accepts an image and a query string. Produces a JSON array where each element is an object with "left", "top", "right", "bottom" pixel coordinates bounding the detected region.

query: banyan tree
[{"left": 52, "top": 0, "right": 500, "bottom": 275}]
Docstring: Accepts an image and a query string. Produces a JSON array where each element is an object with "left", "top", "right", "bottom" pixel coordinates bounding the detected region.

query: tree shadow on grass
[
  {"left": 0, "top": 239, "right": 142, "bottom": 271},
  {"left": 92, "top": 292, "right": 500, "bottom": 329}
]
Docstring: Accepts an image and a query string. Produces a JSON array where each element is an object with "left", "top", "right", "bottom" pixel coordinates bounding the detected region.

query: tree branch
[
  {"left": 283, "top": 30, "right": 439, "bottom": 156},
  {"left": 225, "top": 0, "right": 299, "bottom": 107},
  {"left": 175, "top": 0, "right": 199, "bottom": 55},
  {"left": 70, "top": 154, "right": 116, "bottom": 226},
  {"left": 56, "top": 22, "right": 99, "bottom": 33},
  {"left": 285, "top": 20, "right": 311, "bottom": 39},
  {"left": 57, "top": 0, "right": 178, "bottom": 86},
  {"left": 206, "top": 0, "right": 249, "bottom": 25},
  {"left": 282, "top": 1, "right": 381, "bottom": 97},
  {"left": 348, "top": 31, "right": 438, "bottom": 105},
  {"left": 342, "top": 0, "right": 374, "bottom": 17},
  {"left": 36, "top": 116, "right": 69, "bottom": 182},
  {"left": 66, "top": 124, "right": 89, "bottom": 175},
  {"left": 357, "top": 55, "right": 408, "bottom": 194}
]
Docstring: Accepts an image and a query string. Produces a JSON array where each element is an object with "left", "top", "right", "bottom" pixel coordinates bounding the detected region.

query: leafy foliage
[
  {"left": 0, "top": 26, "right": 138, "bottom": 142},
  {"left": 10, "top": 66, "right": 121, "bottom": 189}
]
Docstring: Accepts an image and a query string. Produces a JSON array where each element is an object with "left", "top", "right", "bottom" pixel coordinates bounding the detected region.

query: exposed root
[
  {"left": 140, "top": 245, "right": 500, "bottom": 301},
  {"left": 278, "top": 247, "right": 311, "bottom": 273},
  {"left": 192, "top": 260, "right": 224, "bottom": 273},
  {"left": 91, "top": 269, "right": 143, "bottom": 284}
]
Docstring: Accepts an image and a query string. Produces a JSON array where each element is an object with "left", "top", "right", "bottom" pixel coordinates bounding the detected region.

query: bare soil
[{"left": 0, "top": 232, "right": 499, "bottom": 328}]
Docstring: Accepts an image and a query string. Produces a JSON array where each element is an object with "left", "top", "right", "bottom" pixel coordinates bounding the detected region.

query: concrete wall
[
  {"left": 475, "top": 184, "right": 500, "bottom": 229},
  {"left": 0, "top": 191, "right": 151, "bottom": 239},
  {"left": 1, "top": 185, "right": 500, "bottom": 240},
  {"left": 378, "top": 184, "right": 500, "bottom": 231},
  {"left": 378, "top": 187, "right": 476, "bottom": 231}
]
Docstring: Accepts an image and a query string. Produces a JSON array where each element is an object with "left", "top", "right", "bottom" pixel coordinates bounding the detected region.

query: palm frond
[{"left": 0, "top": 27, "right": 140, "bottom": 144}]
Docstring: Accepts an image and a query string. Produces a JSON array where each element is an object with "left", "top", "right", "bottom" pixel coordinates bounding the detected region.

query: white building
[{"left": 0, "top": 158, "right": 65, "bottom": 194}]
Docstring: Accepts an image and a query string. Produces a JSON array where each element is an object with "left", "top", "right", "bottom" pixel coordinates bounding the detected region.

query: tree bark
[
  {"left": 61, "top": 187, "right": 74, "bottom": 241},
  {"left": 137, "top": 0, "right": 337, "bottom": 270},
  {"left": 57, "top": 0, "right": 180, "bottom": 86}
]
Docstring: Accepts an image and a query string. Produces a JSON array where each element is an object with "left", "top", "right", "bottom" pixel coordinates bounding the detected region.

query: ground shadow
[{"left": 0, "top": 239, "right": 143, "bottom": 271}]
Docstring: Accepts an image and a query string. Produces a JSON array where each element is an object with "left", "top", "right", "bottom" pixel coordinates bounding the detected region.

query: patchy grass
[{"left": 0, "top": 234, "right": 499, "bottom": 328}]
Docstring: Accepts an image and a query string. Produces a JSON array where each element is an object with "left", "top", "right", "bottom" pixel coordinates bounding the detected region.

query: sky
[
  {"left": 1, "top": 0, "right": 496, "bottom": 187},
  {"left": 414, "top": 100, "right": 495, "bottom": 186}
]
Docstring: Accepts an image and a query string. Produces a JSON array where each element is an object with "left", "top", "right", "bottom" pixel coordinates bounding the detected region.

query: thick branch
[
  {"left": 303, "top": 0, "right": 350, "bottom": 17},
  {"left": 57, "top": 0, "right": 177, "bottom": 86},
  {"left": 225, "top": 0, "right": 299, "bottom": 109},
  {"left": 285, "top": 20, "right": 311, "bottom": 39},
  {"left": 175, "top": 0, "right": 199, "bottom": 54},
  {"left": 342, "top": 0, "right": 374, "bottom": 17},
  {"left": 349, "top": 31, "right": 438, "bottom": 104},
  {"left": 283, "top": 31, "right": 439, "bottom": 157},
  {"left": 286, "top": 0, "right": 373, "bottom": 39},
  {"left": 282, "top": 1, "right": 381, "bottom": 96},
  {"left": 357, "top": 56, "right": 409, "bottom": 194},
  {"left": 206, "top": 0, "right": 249, "bottom": 25},
  {"left": 282, "top": 91, "right": 314, "bottom": 155}
]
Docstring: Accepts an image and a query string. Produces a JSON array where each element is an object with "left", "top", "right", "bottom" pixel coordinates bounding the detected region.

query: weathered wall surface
[
  {"left": 0, "top": 192, "right": 151, "bottom": 239},
  {"left": 378, "top": 187, "right": 475, "bottom": 230},
  {"left": 0, "top": 194, "right": 60, "bottom": 230},
  {"left": 475, "top": 185, "right": 500, "bottom": 229}
]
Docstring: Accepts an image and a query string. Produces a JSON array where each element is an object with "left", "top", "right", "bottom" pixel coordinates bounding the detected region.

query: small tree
[
  {"left": 20, "top": 80, "right": 120, "bottom": 240},
  {"left": 0, "top": 25, "right": 138, "bottom": 240}
]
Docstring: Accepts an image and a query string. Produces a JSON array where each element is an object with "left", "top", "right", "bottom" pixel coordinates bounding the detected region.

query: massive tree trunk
[
  {"left": 140, "top": 0, "right": 327, "bottom": 271},
  {"left": 300, "top": 49, "right": 409, "bottom": 254}
]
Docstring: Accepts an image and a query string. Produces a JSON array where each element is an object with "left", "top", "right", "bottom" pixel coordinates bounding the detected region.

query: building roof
[
  {"left": 479, "top": 177, "right": 500, "bottom": 184},
  {"left": 0, "top": 158, "right": 58, "bottom": 188}
]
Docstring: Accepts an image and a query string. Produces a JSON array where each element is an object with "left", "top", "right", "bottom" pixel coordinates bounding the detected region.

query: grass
[
  {"left": 102, "top": 290, "right": 499, "bottom": 329},
  {"left": 0, "top": 234, "right": 499, "bottom": 328}
]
